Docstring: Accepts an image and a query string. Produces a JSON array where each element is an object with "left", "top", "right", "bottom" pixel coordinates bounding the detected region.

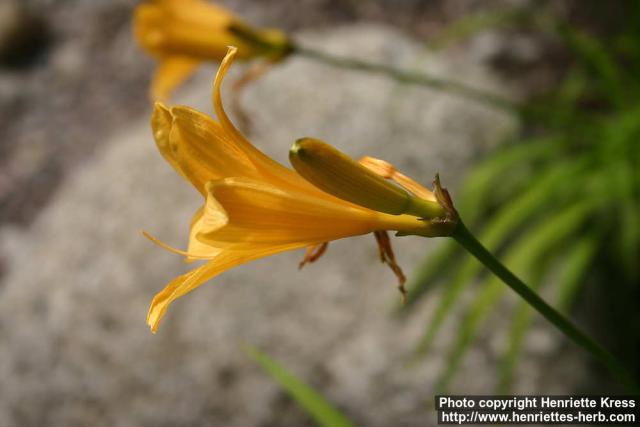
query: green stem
[
  {"left": 452, "top": 220, "right": 639, "bottom": 393},
  {"left": 292, "top": 44, "right": 521, "bottom": 114}
]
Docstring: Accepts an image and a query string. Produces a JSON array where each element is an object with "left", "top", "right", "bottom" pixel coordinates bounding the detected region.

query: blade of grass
[
  {"left": 245, "top": 346, "right": 355, "bottom": 427},
  {"left": 547, "top": 66, "right": 589, "bottom": 128},
  {"left": 403, "top": 240, "right": 461, "bottom": 309},
  {"left": 434, "top": 278, "right": 502, "bottom": 392},
  {"left": 614, "top": 163, "right": 639, "bottom": 281},
  {"left": 557, "top": 24, "right": 628, "bottom": 108},
  {"left": 556, "top": 233, "right": 600, "bottom": 313},
  {"left": 458, "top": 137, "right": 558, "bottom": 222}
]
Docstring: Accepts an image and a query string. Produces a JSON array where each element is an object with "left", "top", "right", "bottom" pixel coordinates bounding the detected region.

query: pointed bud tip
[{"left": 289, "top": 138, "right": 316, "bottom": 158}]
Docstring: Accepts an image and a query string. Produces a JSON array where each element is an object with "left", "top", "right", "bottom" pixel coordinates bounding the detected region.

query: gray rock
[{"left": 0, "top": 24, "right": 581, "bottom": 427}]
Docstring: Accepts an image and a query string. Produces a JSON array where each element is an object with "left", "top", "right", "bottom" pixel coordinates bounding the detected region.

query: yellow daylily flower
[
  {"left": 145, "top": 46, "right": 456, "bottom": 333},
  {"left": 134, "top": 0, "right": 291, "bottom": 101}
]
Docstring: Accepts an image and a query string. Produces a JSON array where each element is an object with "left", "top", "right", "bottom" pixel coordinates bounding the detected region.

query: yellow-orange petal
[
  {"left": 133, "top": 3, "right": 165, "bottom": 56},
  {"left": 195, "top": 183, "right": 230, "bottom": 236},
  {"left": 166, "top": 106, "right": 263, "bottom": 194},
  {"left": 147, "top": 242, "right": 309, "bottom": 333},
  {"left": 164, "top": 0, "right": 233, "bottom": 26},
  {"left": 196, "top": 177, "right": 427, "bottom": 245},
  {"left": 150, "top": 56, "right": 200, "bottom": 101},
  {"left": 358, "top": 156, "right": 437, "bottom": 202},
  {"left": 185, "top": 207, "right": 219, "bottom": 262},
  {"left": 151, "top": 102, "right": 188, "bottom": 181},
  {"left": 211, "top": 47, "right": 335, "bottom": 197},
  {"left": 135, "top": 0, "right": 242, "bottom": 60}
]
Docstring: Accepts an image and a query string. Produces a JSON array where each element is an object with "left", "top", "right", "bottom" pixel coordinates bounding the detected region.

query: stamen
[
  {"left": 142, "top": 230, "right": 215, "bottom": 260},
  {"left": 373, "top": 231, "right": 407, "bottom": 303},
  {"left": 359, "top": 156, "right": 436, "bottom": 201},
  {"left": 298, "top": 242, "right": 329, "bottom": 269}
]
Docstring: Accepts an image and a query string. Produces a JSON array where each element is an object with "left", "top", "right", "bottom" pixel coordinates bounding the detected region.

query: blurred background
[{"left": 0, "top": 0, "right": 638, "bottom": 426}]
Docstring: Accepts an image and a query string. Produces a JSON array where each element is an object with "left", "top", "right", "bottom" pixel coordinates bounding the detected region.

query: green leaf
[
  {"left": 614, "top": 166, "right": 639, "bottom": 281},
  {"left": 245, "top": 346, "right": 355, "bottom": 427},
  {"left": 547, "top": 66, "right": 589, "bottom": 127},
  {"left": 556, "top": 234, "right": 600, "bottom": 313},
  {"left": 458, "top": 137, "right": 557, "bottom": 223},
  {"left": 558, "top": 25, "right": 628, "bottom": 108},
  {"left": 434, "top": 278, "right": 503, "bottom": 393},
  {"left": 403, "top": 240, "right": 462, "bottom": 310}
]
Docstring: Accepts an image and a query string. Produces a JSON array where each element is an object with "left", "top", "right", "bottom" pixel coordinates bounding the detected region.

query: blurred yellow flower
[
  {"left": 145, "top": 47, "right": 455, "bottom": 333},
  {"left": 134, "top": 0, "right": 291, "bottom": 101}
]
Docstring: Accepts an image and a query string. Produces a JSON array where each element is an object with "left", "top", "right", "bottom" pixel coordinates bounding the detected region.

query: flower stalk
[
  {"left": 452, "top": 220, "right": 639, "bottom": 393},
  {"left": 291, "top": 44, "right": 521, "bottom": 113}
]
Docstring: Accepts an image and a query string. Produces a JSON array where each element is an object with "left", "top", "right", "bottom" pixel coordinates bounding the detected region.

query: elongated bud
[{"left": 289, "top": 138, "right": 446, "bottom": 218}]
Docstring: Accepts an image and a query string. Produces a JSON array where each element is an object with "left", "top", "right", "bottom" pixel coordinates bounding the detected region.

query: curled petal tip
[
  {"left": 151, "top": 101, "right": 172, "bottom": 118},
  {"left": 222, "top": 46, "right": 239, "bottom": 65},
  {"left": 153, "top": 100, "right": 168, "bottom": 109},
  {"left": 147, "top": 302, "right": 164, "bottom": 334}
]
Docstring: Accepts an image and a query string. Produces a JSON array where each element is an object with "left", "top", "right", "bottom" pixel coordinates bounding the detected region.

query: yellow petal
[
  {"left": 166, "top": 106, "right": 259, "bottom": 194},
  {"left": 134, "top": 0, "right": 241, "bottom": 61},
  {"left": 186, "top": 206, "right": 224, "bottom": 262},
  {"left": 133, "top": 3, "right": 166, "bottom": 56},
  {"left": 150, "top": 56, "right": 200, "bottom": 101},
  {"left": 358, "top": 156, "right": 436, "bottom": 202},
  {"left": 147, "top": 242, "right": 308, "bottom": 333},
  {"left": 211, "top": 47, "right": 332, "bottom": 197},
  {"left": 164, "top": 0, "right": 234, "bottom": 26},
  {"left": 153, "top": 77, "right": 337, "bottom": 205},
  {"left": 159, "top": 0, "right": 288, "bottom": 60},
  {"left": 192, "top": 187, "right": 229, "bottom": 237},
  {"left": 197, "top": 177, "right": 425, "bottom": 245},
  {"left": 211, "top": 47, "right": 272, "bottom": 162},
  {"left": 151, "top": 102, "right": 189, "bottom": 181}
]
